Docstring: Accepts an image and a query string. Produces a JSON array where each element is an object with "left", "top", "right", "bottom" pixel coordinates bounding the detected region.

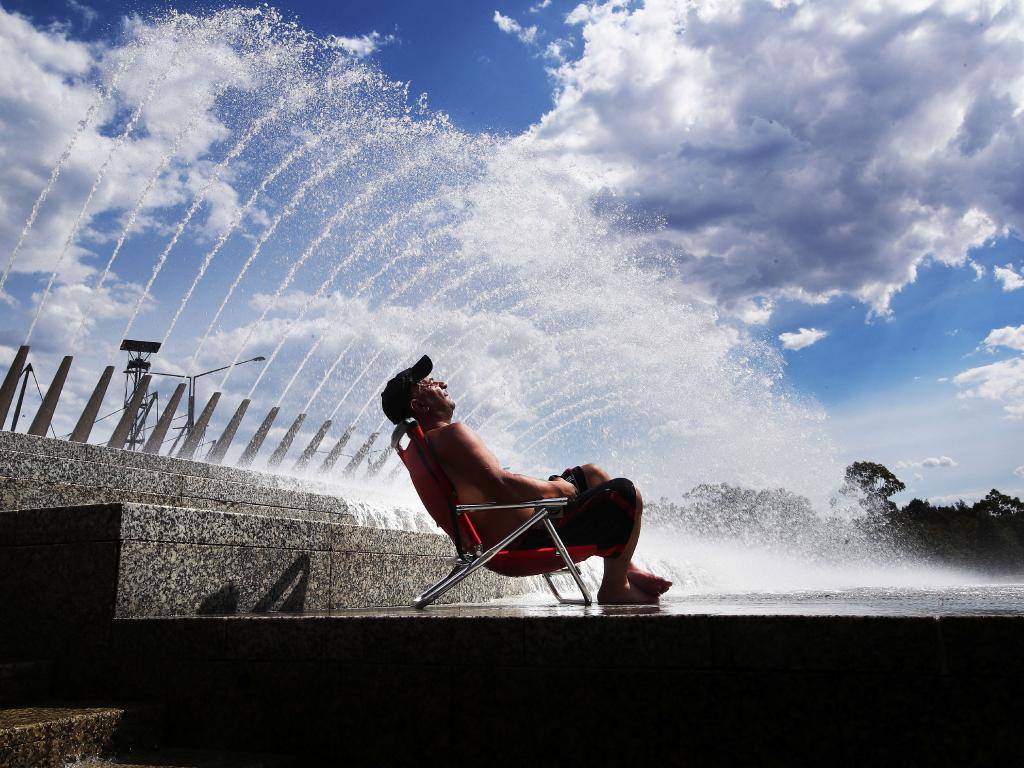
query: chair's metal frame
[{"left": 391, "top": 420, "right": 594, "bottom": 609}]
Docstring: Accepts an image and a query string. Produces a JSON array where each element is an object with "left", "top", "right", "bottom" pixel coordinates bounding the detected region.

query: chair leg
[
  {"left": 542, "top": 518, "right": 593, "bottom": 606},
  {"left": 414, "top": 558, "right": 484, "bottom": 609},
  {"left": 415, "top": 508, "right": 560, "bottom": 609},
  {"left": 542, "top": 572, "right": 564, "bottom": 602}
]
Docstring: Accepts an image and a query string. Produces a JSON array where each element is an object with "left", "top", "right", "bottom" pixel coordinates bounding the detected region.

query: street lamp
[{"left": 151, "top": 356, "right": 266, "bottom": 449}]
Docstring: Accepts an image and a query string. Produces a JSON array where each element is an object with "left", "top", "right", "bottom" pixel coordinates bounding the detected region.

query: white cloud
[
  {"left": 994, "top": 263, "right": 1024, "bottom": 291},
  {"left": 326, "top": 31, "right": 396, "bottom": 58},
  {"left": 1014, "top": 465, "right": 1024, "bottom": 479},
  {"left": 983, "top": 325, "right": 1024, "bottom": 352},
  {"left": 954, "top": 356, "right": 1024, "bottom": 418},
  {"left": 969, "top": 260, "right": 985, "bottom": 280},
  {"left": 895, "top": 456, "right": 958, "bottom": 469},
  {"left": 529, "top": 0, "right": 1024, "bottom": 316},
  {"left": 494, "top": 11, "right": 538, "bottom": 45},
  {"left": 530, "top": 0, "right": 552, "bottom": 12},
  {"left": 778, "top": 327, "right": 827, "bottom": 351},
  {"left": 66, "top": 0, "right": 97, "bottom": 28}
]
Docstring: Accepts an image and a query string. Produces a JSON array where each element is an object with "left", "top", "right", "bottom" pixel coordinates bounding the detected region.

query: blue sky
[
  {"left": 9, "top": 0, "right": 565, "bottom": 132},
  {"left": 1, "top": 0, "right": 1022, "bottom": 503}
]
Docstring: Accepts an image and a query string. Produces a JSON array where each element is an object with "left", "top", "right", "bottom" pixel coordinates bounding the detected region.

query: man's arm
[{"left": 430, "top": 422, "right": 575, "bottom": 504}]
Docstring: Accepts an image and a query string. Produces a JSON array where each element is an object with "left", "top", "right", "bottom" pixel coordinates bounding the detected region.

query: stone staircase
[{"left": 0, "top": 659, "right": 295, "bottom": 767}]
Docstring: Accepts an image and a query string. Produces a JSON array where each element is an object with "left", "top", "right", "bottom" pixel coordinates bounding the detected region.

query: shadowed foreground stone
[
  {"left": 0, "top": 704, "right": 159, "bottom": 768},
  {"left": 34, "top": 611, "right": 1022, "bottom": 767},
  {"left": 72, "top": 748, "right": 296, "bottom": 767}
]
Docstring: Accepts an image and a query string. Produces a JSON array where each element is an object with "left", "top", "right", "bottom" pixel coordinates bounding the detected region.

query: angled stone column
[
  {"left": 237, "top": 406, "right": 279, "bottom": 468},
  {"left": 293, "top": 419, "right": 332, "bottom": 472},
  {"left": 177, "top": 392, "right": 222, "bottom": 461},
  {"left": 366, "top": 445, "right": 394, "bottom": 477},
  {"left": 108, "top": 375, "right": 152, "bottom": 450},
  {"left": 206, "top": 398, "right": 250, "bottom": 465},
  {"left": 0, "top": 345, "right": 30, "bottom": 428},
  {"left": 266, "top": 413, "right": 307, "bottom": 469},
  {"left": 70, "top": 365, "right": 115, "bottom": 443},
  {"left": 142, "top": 382, "right": 186, "bottom": 455},
  {"left": 319, "top": 425, "right": 354, "bottom": 472},
  {"left": 27, "top": 355, "right": 72, "bottom": 437},
  {"left": 343, "top": 431, "right": 379, "bottom": 475},
  {"left": 384, "top": 460, "right": 405, "bottom": 483}
]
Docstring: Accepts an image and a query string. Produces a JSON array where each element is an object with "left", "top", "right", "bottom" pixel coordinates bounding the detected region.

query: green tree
[
  {"left": 974, "top": 489, "right": 1024, "bottom": 517},
  {"left": 844, "top": 461, "right": 906, "bottom": 500}
]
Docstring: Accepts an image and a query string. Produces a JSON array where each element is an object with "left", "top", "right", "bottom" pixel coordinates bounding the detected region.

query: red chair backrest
[
  {"left": 392, "top": 419, "right": 481, "bottom": 554},
  {"left": 391, "top": 418, "right": 597, "bottom": 577}
]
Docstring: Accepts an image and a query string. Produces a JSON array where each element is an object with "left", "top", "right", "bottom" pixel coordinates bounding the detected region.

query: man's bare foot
[
  {"left": 597, "top": 581, "right": 659, "bottom": 605},
  {"left": 627, "top": 566, "right": 672, "bottom": 597}
]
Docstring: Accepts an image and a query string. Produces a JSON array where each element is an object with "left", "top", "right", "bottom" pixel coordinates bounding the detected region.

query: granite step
[
  {"left": 69, "top": 748, "right": 296, "bottom": 767},
  {"left": 0, "top": 661, "right": 50, "bottom": 707},
  {"left": 0, "top": 703, "right": 161, "bottom": 768}
]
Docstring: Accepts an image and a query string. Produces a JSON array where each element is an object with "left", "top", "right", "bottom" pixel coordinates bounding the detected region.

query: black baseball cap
[{"left": 381, "top": 355, "right": 433, "bottom": 424}]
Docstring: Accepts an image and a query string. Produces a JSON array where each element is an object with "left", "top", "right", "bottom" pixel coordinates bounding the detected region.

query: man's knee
[{"left": 580, "top": 463, "right": 611, "bottom": 486}]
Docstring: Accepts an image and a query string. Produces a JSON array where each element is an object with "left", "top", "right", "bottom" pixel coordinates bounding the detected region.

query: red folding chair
[{"left": 391, "top": 418, "right": 594, "bottom": 609}]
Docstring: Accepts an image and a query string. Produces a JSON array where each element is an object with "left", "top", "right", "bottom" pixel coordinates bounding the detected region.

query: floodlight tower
[{"left": 120, "top": 339, "right": 161, "bottom": 451}]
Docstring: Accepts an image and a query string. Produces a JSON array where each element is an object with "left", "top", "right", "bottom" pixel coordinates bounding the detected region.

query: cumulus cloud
[
  {"left": 994, "top": 263, "right": 1024, "bottom": 291},
  {"left": 493, "top": 11, "right": 538, "bottom": 45},
  {"left": 326, "top": 31, "right": 396, "bottom": 58},
  {"left": 954, "top": 356, "right": 1024, "bottom": 418},
  {"left": 778, "top": 327, "right": 827, "bottom": 351},
  {"left": 66, "top": 0, "right": 97, "bottom": 28},
  {"left": 529, "top": 0, "right": 1024, "bottom": 316},
  {"left": 895, "top": 456, "right": 958, "bottom": 469},
  {"left": 983, "top": 325, "right": 1024, "bottom": 352},
  {"left": 1015, "top": 465, "right": 1024, "bottom": 479}
]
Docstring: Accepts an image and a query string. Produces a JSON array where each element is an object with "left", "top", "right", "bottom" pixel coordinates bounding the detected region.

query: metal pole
[{"left": 188, "top": 376, "right": 196, "bottom": 434}]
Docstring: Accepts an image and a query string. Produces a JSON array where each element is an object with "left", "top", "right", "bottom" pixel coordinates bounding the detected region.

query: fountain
[{"left": 0, "top": 7, "right": 1021, "bottom": 765}]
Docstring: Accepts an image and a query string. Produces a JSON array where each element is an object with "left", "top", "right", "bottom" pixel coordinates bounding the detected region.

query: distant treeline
[{"left": 847, "top": 461, "right": 1024, "bottom": 573}]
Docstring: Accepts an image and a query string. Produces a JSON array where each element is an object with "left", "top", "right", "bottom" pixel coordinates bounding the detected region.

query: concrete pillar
[
  {"left": 266, "top": 413, "right": 307, "bottom": 469},
  {"left": 343, "top": 431, "right": 379, "bottom": 476},
  {"left": 366, "top": 445, "right": 394, "bottom": 477},
  {"left": 385, "top": 460, "right": 405, "bottom": 484},
  {"left": 70, "top": 365, "right": 115, "bottom": 443},
  {"left": 108, "top": 374, "right": 152, "bottom": 450},
  {"left": 0, "top": 345, "right": 30, "bottom": 428},
  {"left": 8, "top": 365, "right": 32, "bottom": 432},
  {"left": 142, "top": 382, "right": 186, "bottom": 455},
  {"left": 26, "top": 355, "right": 72, "bottom": 437},
  {"left": 177, "top": 391, "right": 221, "bottom": 461},
  {"left": 319, "top": 426, "right": 354, "bottom": 472},
  {"left": 206, "top": 398, "right": 250, "bottom": 465},
  {"left": 293, "top": 419, "right": 332, "bottom": 472},
  {"left": 237, "top": 406, "right": 279, "bottom": 468}
]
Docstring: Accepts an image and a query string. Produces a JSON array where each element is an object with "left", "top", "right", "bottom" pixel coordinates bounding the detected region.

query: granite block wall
[
  {"left": 1, "top": 503, "right": 535, "bottom": 623},
  {"left": 0, "top": 431, "right": 351, "bottom": 521}
]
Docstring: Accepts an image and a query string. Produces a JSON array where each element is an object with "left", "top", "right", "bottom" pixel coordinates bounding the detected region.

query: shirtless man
[{"left": 381, "top": 355, "right": 671, "bottom": 604}]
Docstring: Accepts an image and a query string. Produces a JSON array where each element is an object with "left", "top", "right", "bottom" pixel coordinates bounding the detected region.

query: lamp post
[{"left": 151, "top": 356, "right": 266, "bottom": 448}]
